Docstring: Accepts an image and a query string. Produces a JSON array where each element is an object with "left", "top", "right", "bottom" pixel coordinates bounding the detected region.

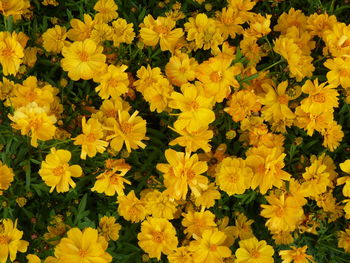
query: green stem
[{"left": 260, "top": 59, "right": 284, "bottom": 72}]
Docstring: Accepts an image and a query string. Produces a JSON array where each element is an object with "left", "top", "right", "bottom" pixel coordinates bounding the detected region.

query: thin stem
[{"left": 260, "top": 59, "right": 284, "bottom": 72}]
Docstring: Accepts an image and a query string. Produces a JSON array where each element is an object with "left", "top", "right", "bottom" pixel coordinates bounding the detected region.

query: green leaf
[{"left": 74, "top": 194, "right": 88, "bottom": 225}]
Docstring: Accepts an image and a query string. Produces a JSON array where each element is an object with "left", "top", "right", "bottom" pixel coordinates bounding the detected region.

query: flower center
[
  {"left": 105, "top": 109, "right": 117, "bottom": 118},
  {"left": 313, "top": 93, "right": 325, "bottom": 103},
  {"left": 256, "top": 164, "right": 266, "bottom": 174},
  {"left": 186, "top": 169, "right": 196, "bottom": 180},
  {"left": 278, "top": 95, "right": 289, "bottom": 104},
  {"left": 26, "top": 91, "right": 37, "bottom": 102},
  {"left": 340, "top": 69, "right": 348, "bottom": 77},
  {"left": 86, "top": 133, "right": 96, "bottom": 142},
  {"left": 275, "top": 207, "right": 284, "bottom": 217},
  {"left": 0, "top": 235, "right": 9, "bottom": 244},
  {"left": 78, "top": 249, "right": 88, "bottom": 258},
  {"left": 228, "top": 172, "right": 238, "bottom": 183},
  {"left": 152, "top": 231, "right": 165, "bottom": 243},
  {"left": 203, "top": 30, "right": 213, "bottom": 42},
  {"left": 210, "top": 244, "right": 217, "bottom": 251},
  {"left": 210, "top": 71, "right": 222, "bottom": 82},
  {"left": 179, "top": 66, "right": 187, "bottom": 73},
  {"left": 144, "top": 77, "right": 156, "bottom": 86},
  {"left": 110, "top": 174, "right": 121, "bottom": 185},
  {"left": 120, "top": 122, "right": 133, "bottom": 134},
  {"left": 251, "top": 249, "right": 260, "bottom": 258},
  {"left": 189, "top": 100, "right": 199, "bottom": 110},
  {"left": 155, "top": 25, "right": 169, "bottom": 35},
  {"left": 79, "top": 51, "right": 89, "bottom": 62},
  {"left": 2, "top": 47, "right": 14, "bottom": 58},
  {"left": 29, "top": 119, "right": 41, "bottom": 130},
  {"left": 98, "top": 7, "right": 110, "bottom": 14},
  {"left": 53, "top": 165, "right": 65, "bottom": 176},
  {"left": 107, "top": 78, "right": 119, "bottom": 87}
]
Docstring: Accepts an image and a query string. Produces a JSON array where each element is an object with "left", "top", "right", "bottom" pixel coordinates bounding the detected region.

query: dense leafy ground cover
[{"left": 2, "top": 0, "right": 350, "bottom": 262}]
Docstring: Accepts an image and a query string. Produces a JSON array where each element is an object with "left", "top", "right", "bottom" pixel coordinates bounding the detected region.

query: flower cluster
[{"left": 1, "top": 0, "right": 350, "bottom": 262}]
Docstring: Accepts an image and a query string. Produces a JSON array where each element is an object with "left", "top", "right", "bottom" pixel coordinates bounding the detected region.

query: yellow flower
[
  {"left": 260, "top": 81, "right": 295, "bottom": 124},
  {"left": 280, "top": 246, "right": 314, "bottom": 263},
  {"left": 0, "top": 161, "right": 14, "bottom": 195},
  {"left": 182, "top": 210, "right": 216, "bottom": 238},
  {"left": 111, "top": 18, "right": 135, "bottom": 47},
  {"left": 94, "top": 0, "right": 118, "bottom": 23},
  {"left": 240, "top": 35, "right": 266, "bottom": 66},
  {"left": 235, "top": 237, "right": 274, "bottom": 263},
  {"left": 169, "top": 83, "right": 215, "bottom": 131},
  {"left": 72, "top": 117, "right": 108, "bottom": 159},
  {"left": 215, "top": 157, "right": 253, "bottom": 195},
  {"left": 90, "top": 23, "right": 113, "bottom": 44},
  {"left": 142, "top": 189, "right": 177, "bottom": 220},
  {"left": 26, "top": 254, "right": 41, "bottom": 263},
  {"left": 324, "top": 57, "right": 350, "bottom": 89},
  {"left": 134, "top": 65, "right": 163, "bottom": 93},
  {"left": 22, "top": 47, "right": 38, "bottom": 68},
  {"left": 105, "top": 110, "right": 147, "bottom": 153},
  {"left": 193, "top": 183, "right": 220, "bottom": 209},
  {"left": 165, "top": 52, "right": 198, "bottom": 87},
  {"left": 39, "top": 148, "right": 82, "bottom": 193},
  {"left": 67, "top": 14, "right": 95, "bottom": 41},
  {"left": 245, "top": 146, "right": 291, "bottom": 195},
  {"left": 10, "top": 76, "right": 55, "bottom": 110},
  {"left": 9, "top": 102, "right": 57, "bottom": 147},
  {"left": 61, "top": 39, "right": 106, "bottom": 81},
  {"left": 274, "top": 8, "right": 307, "bottom": 34},
  {"left": 273, "top": 36, "right": 314, "bottom": 81},
  {"left": 157, "top": 149, "right": 208, "bottom": 200},
  {"left": 134, "top": 65, "right": 173, "bottom": 113},
  {"left": 272, "top": 231, "right": 294, "bottom": 245},
  {"left": 246, "top": 13, "right": 271, "bottom": 37},
  {"left": 41, "top": 0, "right": 59, "bottom": 6},
  {"left": 294, "top": 106, "right": 333, "bottom": 136},
  {"left": 0, "top": 219, "right": 29, "bottom": 263},
  {"left": 94, "top": 97, "right": 130, "bottom": 122},
  {"left": 169, "top": 123, "right": 213, "bottom": 153},
  {"left": 337, "top": 160, "right": 350, "bottom": 197},
  {"left": 231, "top": 213, "right": 254, "bottom": 241},
  {"left": 306, "top": 13, "right": 337, "bottom": 38},
  {"left": 224, "top": 89, "right": 261, "bottom": 122},
  {"left": 196, "top": 56, "right": 241, "bottom": 103},
  {"left": 54, "top": 227, "right": 112, "bottom": 263},
  {"left": 321, "top": 121, "right": 343, "bottom": 152},
  {"left": 0, "top": 33, "right": 24, "bottom": 76},
  {"left": 98, "top": 216, "right": 121, "bottom": 241},
  {"left": 338, "top": 228, "right": 350, "bottom": 253},
  {"left": 143, "top": 78, "right": 173, "bottom": 113},
  {"left": 189, "top": 229, "right": 231, "bottom": 263},
  {"left": 140, "top": 14, "right": 184, "bottom": 52},
  {"left": 323, "top": 22, "right": 350, "bottom": 58},
  {"left": 300, "top": 79, "right": 338, "bottom": 115},
  {"left": 167, "top": 246, "right": 193, "bottom": 263},
  {"left": 94, "top": 64, "right": 129, "bottom": 99},
  {"left": 91, "top": 159, "right": 131, "bottom": 196},
  {"left": 0, "top": 77, "right": 15, "bottom": 101},
  {"left": 215, "top": 7, "right": 244, "bottom": 40},
  {"left": 138, "top": 217, "right": 178, "bottom": 260},
  {"left": 117, "top": 190, "right": 146, "bottom": 223},
  {"left": 301, "top": 158, "right": 331, "bottom": 197},
  {"left": 185, "top": 13, "right": 223, "bottom": 53},
  {"left": 0, "top": 0, "right": 30, "bottom": 17},
  {"left": 42, "top": 25, "right": 69, "bottom": 54},
  {"left": 261, "top": 193, "right": 304, "bottom": 232}
]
